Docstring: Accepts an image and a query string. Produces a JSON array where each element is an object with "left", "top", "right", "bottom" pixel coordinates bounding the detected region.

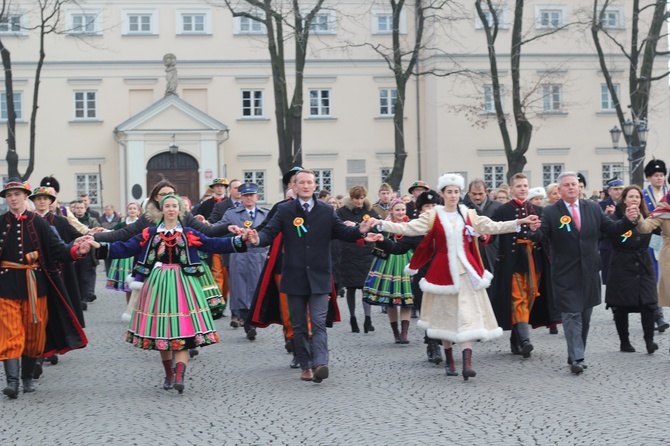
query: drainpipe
[{"left": 113, "top": 129, "right": 128, "bottom": 209}]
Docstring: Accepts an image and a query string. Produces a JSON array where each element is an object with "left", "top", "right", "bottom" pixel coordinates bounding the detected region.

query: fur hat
[
  {"left": 0, "top": 178, "right": 31, "bottom": 198},
  {"left": 644, "top": 159, "right": 667, "bottom": 178},
  {"left": 436, "top": 173, "right": 465, "bottom": 192},
  {"left": 415, "top": 189, "right": 442, "bottom": 211},
  {"left": 527, "top": 187, "right": 547, "bottom": 201},
  {"left": 40, "top": 176, "right": 60, "bottom": 194}
]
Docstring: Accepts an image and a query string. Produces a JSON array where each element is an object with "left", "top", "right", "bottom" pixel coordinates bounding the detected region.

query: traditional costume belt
[
  {"left": 1, "top": 251, "right": 41, "bottom": 324},
  {"left": 516, "top": 238, "right": 539, "bottom": 297}
]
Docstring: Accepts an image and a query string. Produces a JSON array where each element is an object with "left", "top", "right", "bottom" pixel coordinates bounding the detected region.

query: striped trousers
[{"left": 0, "top": 296, "right": 48, "bottom": 360}]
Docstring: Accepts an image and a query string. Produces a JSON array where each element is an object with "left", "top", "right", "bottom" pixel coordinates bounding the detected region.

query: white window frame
[
  {"left": 241, "top": 89, "right": 264, "bottom": 118},
  {"left": 234, "top": 16, "right": 266, "bottom": 35},
  {"left": 0, "top": 13, "right": 26, "bottom": 36},
  {"left": 308, "top": 10, "right": 337, "bottom": 35},
  {"left": 1, "top": 92, "right": 23, "bottom": 121},
  {"left": 176, "top": 9, "right": 212, "bottom": 35},
  {"left": 484, "top": 165, "right": 506, "bottom": 190},
  {"left": 602, "top": 163, "right": 625, "bottom": 186},
  {"left": 542, "top": 164, "right": 563, "bottom": 186},
  {"left": 381, "top": 167, "right": 391, "bottom": 184},
  {"left": 483, "top": 84, "right": 505, "bottom": 114},
  {"left": 535, "top": 5, "right": 567, "bottom": 29},
  {"left": 371, "top": 9, "right": 406, "bottom": 35},
  {"left": 600, "top": 6, "right": 624, "bottom": 30},
  {"left": 542, "top": 84, "right": 563, "bottom": 112},
  {"left": 475, "top": 4, "right": 510, "bottom": 30},
  {"left": 379, "top": 88, "right": 397, "bottom": 117},
  {"left": 75, "top": 173, "right": 100, "bottom": 206},
  {"left": 313, "top": 169, "right": 333, "bottom": 193},
  {"left": 73, "top": 90, "right": 98, "bottom": 120},
  {"left": 67, "top": 9, "right": 102, "bottom": 35},
  {"left": 309, "top": 89, "right": 332, "bottom": 117},
  {"left": 600, "top": 83, "right": 619, "bottom": 111},
  {"left": 122, "top": 9, "right": 158, "bottom": 36},
  {"left": 243, "top": 170, "right": 266, "bottom": 202}
]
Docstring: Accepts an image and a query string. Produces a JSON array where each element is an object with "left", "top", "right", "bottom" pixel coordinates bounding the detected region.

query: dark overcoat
[
  {"left": 335, "top": 198, "right": 380, "bottom": 288},
  {"left": 256, "top": 195, "right": 364, "bottom": 295},
  {"left": 531, "top": 199, "right": 635, "bottom": 313}
]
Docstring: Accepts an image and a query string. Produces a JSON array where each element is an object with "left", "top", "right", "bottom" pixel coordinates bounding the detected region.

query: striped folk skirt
[
  {"left": 363, "top": 252, "right": 415, "bottom": 308},
  {"left": 126, "top": 264, "right": 219, "bottom": 351},
  {"left": 106, "top": 256, "right": 134, "bottom": 293}
]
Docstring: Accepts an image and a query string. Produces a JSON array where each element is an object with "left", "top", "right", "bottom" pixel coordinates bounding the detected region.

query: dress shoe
[
  {"left": 246, "top": 327, "right": 257, "bottom": 341},
  {"left": 570, "top": 361, "right": 585, "bottom": 375},
  {"left": 620, "top": 342, "right": 636, "bottom": 352},
  {"left": 189, "top": 348, "right": 199, "bottom": 358},
  {"left": 300, "top": 369, "right": 314, "bottom": 381},
  {"left": 289, "top": 356, "right": 300, "bottom": 369},
  {"left": 567, "top": 358, "right": 587, "bottom": 369},
  {"left": 230, "top": 317, "right": 239, "bottom": 328},
  {"left": 646, "top": 341, "right": 659, "bottom": 354},
  {"left": 656, "top": 318, "right": 669, "bottom": 332},
  {"left": 33, "top": 357, "right": 44, "bottom": 380},
  {"left": 312, "top": 365, "right": 329, "bottom": 383},
  {"left": 46, "top": 355, "right": 58, "bottom": 365},
  {"left": 363, "top": 316, "right": 375, "bottom": 333},
  {"left": 549, "top": 326, "right": 558, "bottom": 335}
]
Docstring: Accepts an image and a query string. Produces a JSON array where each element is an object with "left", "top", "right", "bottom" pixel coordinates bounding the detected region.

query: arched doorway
[{"left": 146, "top": 152, "right": 200, "bottom": 205}]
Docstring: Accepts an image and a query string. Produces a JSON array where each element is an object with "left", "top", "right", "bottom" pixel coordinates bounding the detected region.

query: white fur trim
[
  {"left": 419, "top": 277, "right": 458, "bottom": 295},
  {"left": 437, "top": 173, "right": 465, "bottom": 192},
  {"left": 124, "top": 274, "right": 134, "bottom": 286},
  {"left": 404, "top": 264, "right": 418, "bottom": 276},
  {"left": 528, "top": 187, "right": 547, "bottom": 200},
  {"left": 120, "top": 313, "right": 131, "bottom": 322},
  {"left": 416, "top": 319, "right": 430, "bottom": 331},
  {"left": 129, "top": 281, "right": 144, "bottom": 291},
  {"left": 426, "top": 326, "right": 503, "bottom": 343}
]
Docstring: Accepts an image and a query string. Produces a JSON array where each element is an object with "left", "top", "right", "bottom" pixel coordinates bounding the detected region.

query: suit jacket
[
  {"left": 208, "top": 197, "right": 241, "bottom": 224},
  {"left": 530, "top": 199, "right": 635, "bottom": 313},
  {"left": 256, "top": 195, "right": 364, "bottom": 295},
  {"left": 462, "top": 195, "right": 502, "bottom": 271}
]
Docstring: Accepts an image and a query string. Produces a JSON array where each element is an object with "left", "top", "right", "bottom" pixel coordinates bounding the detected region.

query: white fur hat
[
  {"left": 528, "top": 187, "right": 547, "bottom": 200},
  {"left": 436, "top": 173, "right": 465, "bottom": 191}
]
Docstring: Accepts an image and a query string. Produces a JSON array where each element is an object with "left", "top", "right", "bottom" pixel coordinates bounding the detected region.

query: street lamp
[
  {"left": 609, "top": 118, "right": 649, "bottom": 184},
  {"left": 169, "top": 134, "right": 179, "bottom": 155}
]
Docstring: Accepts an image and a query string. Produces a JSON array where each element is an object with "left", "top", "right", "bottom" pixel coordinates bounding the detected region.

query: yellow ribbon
[{"left": 1, "top": 251, "right": 41, "bottom": 324}]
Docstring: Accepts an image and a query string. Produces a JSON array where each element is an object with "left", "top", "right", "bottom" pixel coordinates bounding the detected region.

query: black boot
[
  {"left": 444, "top": 348, "right": 458, "bottom": 376},
  {"left": 350, "top": 316, "right": 360, "bottom": 333},
  {"left": 614, "top": 309, "right": 635, "bottom": 352},
  {"left": 462, "top": 349, "right": 476, "bottom": 381},
  {"left": 510, "top": 330, "right": 522, "bottom": 355},
  {"left": 173, "top": 362, "right": 187, "bottom": 394},
  {"left": 399, "top": 320, "right": 410, "bottom": 344},
  {"left": 21, "top": 356, "right": 37, "bottom": 393},
  {"left": 654, "top": 306, "right": 669, "bottom": 332},
  {"left": 514, "top": 322, "right": 534, "bottom": 358},
  {"left": 33, "top": 357, "right": 45, "bottom": 380},
  {"left": 161, "top": 359, "right": 174, "bottom": 390},
  {"left": 643, "top": 308, "right": 658, "bottom": 354},
  {"left": 429, "top": 340, "right": 443, "bottom": 364},
  {"left": 3, "top": 359, "right": 20, "bottom": 399},
  {"left": 390, "top": 322, "right": 401, "bottom": 343},
  {"left": 364, "top": 316, "right": 375, "bottom": 333}
]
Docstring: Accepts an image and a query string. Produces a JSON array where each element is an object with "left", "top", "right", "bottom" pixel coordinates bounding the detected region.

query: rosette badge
[
  {"left": 294, "top": 217, "right": 308, "bottom": 237},
  {"left": 621, "top": 230, "right": 632, "bottom": 243},
  {"left": 559, "top": 215, "right": 572, "bottom": 232}
]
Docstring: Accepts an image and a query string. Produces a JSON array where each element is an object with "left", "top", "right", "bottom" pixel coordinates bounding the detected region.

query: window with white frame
[
  {"left": 379, "top": 88, "right": 397, "bottom": 116},
  {"left": 76, "top": 173, "right": 100, "bottom": 206},
  {"left": 308, "top": 11, "right": 336, "bottom": 34},
  {"left": 381, "top": 167, "right": 391, "bottom": 184},
  {"left": 542, "top": 84, "right": 562, "bottom": 112},
  {"left": 241, "top": 90, "right": 264, "bottom": 118},
  {"left": 177, "top": 10, "right": 211, "bottom": 35},
  {"left": 243, "top": 170, "right": 266, "bottom": 201},
  {"left": 309, "top": 89, "right": 331, "bottom": 117},
  {"left": 1, "top": 92, "right": 22, "bottom": 121},
  {"left": 484, "top": 165, "right": 506, "bottom": 190},
  {"left": 0, "top": 14, "right": 23, "bottom": 34},
  {"left": 313, "top": 169, "right": 333, "bottom": 193},
  {"left": 483, "top": 85, "right": 505, "bottom": 113},
  {"left": 74, "top": 91, "right": 97, "bottom": 119},
  {"left": 235, "top": 16, "right": 265, "bottom": 35},
  {"left": 535, "top": 6, "right": 567, "bottom": 29},
  {"left": 601, "top": 83, "right": 619, "bottom": 111},
  {"left": 600, "top": 7, "right": 624, "bottom": 29},
  {"left": 542, "top": 164, "right": 563, "bottom": 186},
  {"left": 68, "top": 11, "right": 101, "bottom": 35},
  {"left": 372, "top": 9, "right": 406, "bottom": 34},
  {"left": 122, "top": 10, "right": 157, "bottom": 35},
  {"left": 602, "top": 163, "right": 624, "bottom": 186},
  {"left": 475, "top": 4, "right": 510, "bottom": 30}
]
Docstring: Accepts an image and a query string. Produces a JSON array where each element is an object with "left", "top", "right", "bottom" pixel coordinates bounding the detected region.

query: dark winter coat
[{"left": 336, "top": 198, "right": 381, "bottom": 288}]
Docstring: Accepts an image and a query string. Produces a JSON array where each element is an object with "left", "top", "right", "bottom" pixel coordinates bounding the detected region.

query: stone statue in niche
[{"left": 164, "top": 53, "right": 179, "bottom": 96}]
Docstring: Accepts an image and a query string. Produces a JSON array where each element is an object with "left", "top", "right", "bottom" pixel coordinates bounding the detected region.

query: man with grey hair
[{"left": 529, "top": 171, "right": 639, "bottom": 374}]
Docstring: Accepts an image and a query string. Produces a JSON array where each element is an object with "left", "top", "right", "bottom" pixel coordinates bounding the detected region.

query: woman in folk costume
[
  {"left": 90, "top": 194, "right": 249, "bottom": 394},
  {"left": 105, "top": 202, "right": 142, "bottom": 305},
  {"left": 363, "top": 199, "right": 417, "bottom": 344},
  {"left": 370, "top": 173, "right": 537, "bottom": 380}
]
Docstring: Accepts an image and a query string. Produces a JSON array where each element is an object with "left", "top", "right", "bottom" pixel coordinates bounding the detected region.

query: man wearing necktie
[
  {"left": 219, "top": 183, "right": 269, "bottom": 340},
  {"left": 530, "top": 172, "right": 638, "bottom": 374},
  {"left": 193, "top": 178, "right": 228, "bottom": 221}
]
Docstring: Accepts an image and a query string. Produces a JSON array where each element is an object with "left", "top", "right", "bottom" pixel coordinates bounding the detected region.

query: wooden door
[{"left": 146, "top": 152, "right": 200, "bottom": 205}]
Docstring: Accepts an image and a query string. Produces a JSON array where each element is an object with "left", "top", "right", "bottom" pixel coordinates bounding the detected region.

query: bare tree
[
  {"left": 222, "top": 0, "right": 326, "bottom": 176},
  {"left": 475, "top": 0, "right": 575, "bottom": 182},
  {"left": 591, "top": 0, "right": 669, "bottom": 186},
  {"left": 0, "top": 0, "right": 71, "bottom": 181}
]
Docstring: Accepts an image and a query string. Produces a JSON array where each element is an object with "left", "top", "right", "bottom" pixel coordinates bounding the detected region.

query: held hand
[
  {"left": 364, "top": 233, "right": 384, "bottom": 242},
  {"left": 529, "top": 220, "right": 541, "bottom": 231},
  {"left": 193, "top": 214, "right": 206, "bottom": 223},
  {"left": 625, "top": 205, "right": 639, "bottom": 222},
  {"left": 605, "top": 205, "right": 615, "bottom": 215},
  {"left": 228, "top": 225, "right": 243, "bottom": 235},
  {"left": 88, "top": 239, "right": 101, "bottom": 249},
  {"left": 75, "top": 242, "right": 91, "bottom": 256},
  {"left": 88, "top": 227, "right": 105, "bottom": 234},
  {"left": 343, "top": 220, "right": 356, "bottom": 227},
  {"left": 246, "top": 229, "right": 259, "bottom": 245},
  {"left": 359, "top": 218, "right": 375, "bottom": 233},
  {"left": 518, "top": 215, "right": 538, "bottom": 225}
]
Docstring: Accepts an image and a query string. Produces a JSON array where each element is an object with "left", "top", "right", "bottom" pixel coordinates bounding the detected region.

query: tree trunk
[{"left": 0, "top": 38, "right": 19, "bottom": 178}]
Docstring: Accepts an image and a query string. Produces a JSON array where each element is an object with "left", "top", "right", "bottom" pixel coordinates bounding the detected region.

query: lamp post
[
  {"left": 169, "top": 134, "right": 179, "bottom": 155},
  {"left": 609, "top": 118, "right": 649, "bottom": 185}
]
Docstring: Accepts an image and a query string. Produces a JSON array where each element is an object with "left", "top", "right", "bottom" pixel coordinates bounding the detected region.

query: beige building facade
[{"left": 1, "top": 0, "right": 668, "bottom": 211}]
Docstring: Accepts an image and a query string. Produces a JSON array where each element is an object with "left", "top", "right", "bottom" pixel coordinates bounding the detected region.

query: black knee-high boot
[
  {"left": 614, "top": 309, "right": 635, "bottom": 352},
  {"left": 3, "top": 359, "right": 20, "bottom": 399},
  {"left": 642, "top": 307, "right": 658, "bottom": 354},
  {"left": 21, "top": 356, "right": 36, "bottom": 393}
]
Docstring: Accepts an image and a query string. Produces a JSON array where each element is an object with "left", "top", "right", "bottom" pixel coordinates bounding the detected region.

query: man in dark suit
[
  {"left": 530, "top": 172, "right": 638, "bottom": 374},
  {"left": 461, "top": 178, "right": 502, "bottom": 272},
  {"left": 208, "top": 179, "right": 242, "bottom": 224},
  {"left": 253, "top": 169, "right": 371, "bottom": 383}
]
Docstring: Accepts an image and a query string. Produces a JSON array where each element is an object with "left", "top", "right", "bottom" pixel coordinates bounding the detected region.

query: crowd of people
[{"left": 2, "top": 159, "right": 670, "bottom": 398}]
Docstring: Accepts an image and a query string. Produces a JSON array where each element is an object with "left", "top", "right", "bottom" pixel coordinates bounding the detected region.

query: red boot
[
  {"left": 162, "top": 360, "right": 174, "bottom": 390},
  {"left": 462, "top": 348, "right": 476, "bottom": 381},
  {"left": 173, "top": 362, "right": 187, "bottom": 394}
]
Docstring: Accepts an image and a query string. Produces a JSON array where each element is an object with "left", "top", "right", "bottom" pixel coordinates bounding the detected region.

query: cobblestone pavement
[{"left": 0, "top": 271, "right": 668, "bottom": 445}]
